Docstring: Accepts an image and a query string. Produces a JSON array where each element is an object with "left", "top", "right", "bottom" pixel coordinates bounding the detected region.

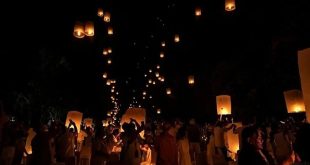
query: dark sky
[{"left": 1, "top": 0, "right": 310, "bottom": 122}]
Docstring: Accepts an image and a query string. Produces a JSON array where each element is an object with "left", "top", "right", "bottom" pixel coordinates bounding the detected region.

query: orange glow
[
  {"left": 97, "top": 8, "right": 104, "bottom": 17},
  {"left": 188, "top": 75, "right": 195, "bottom": 85},
  {"left": 174, "top": 34, "right": 180, "bottom": 42},
  {"left": 195, "top": 7, "right": 202, "bottom": 16},
  {"left": 166, "top": 88, "right": 172, "bottom": 95},
  {"left": 160, "top": 52, "right": 165, "bottom": 58},
  {"left": 102, "top": 72, "right": 108, "bottom": 79},
  {"left": 104, "top": 12, "right": 111, "bottom": 22},
  {"left": 157, "top": 109, "right": 161, "bottom": 114},
  {"left": 84, "top": 21, "right": 94, "bottom": 36},
  {"left": 216, "top": 95, "right": 232, "bottom": 115},
  {"left": 284, "top": 89, "right": 306, "bottom": 113},
  {"left": 161, "top": 41, "right": 166, "bottom": 47},
  {"left": 73, "top": 22, "right": 85, "bottom": 38},
  {"left": 225, "top": 0, "right": 236, "bottom": 11},
  {"left": 107, "top": 59, "right": 112, "bottom": 64},
  {"left": 108, "top": 27, "right": 113, "bottom": 35},
  {"left": 65, "top": 111, "right": 83, "bottom": 133}
]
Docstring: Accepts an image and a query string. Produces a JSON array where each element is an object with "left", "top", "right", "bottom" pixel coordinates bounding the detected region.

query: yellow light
[
  {"left": 102, "top": 72, "right": 108, "bottom": 79},
  {"left": 188, "top": 75, "right": 195, "bottom": 85},
  {"left": 107, "top": 59, "right": 112, "bottom": 64},
  {"left": 97, "top": 8, "right": 104, "bottom": 17},
  {"left": 108, "top": 48, "right": 112, "bottom": 53},
  {"left": 104, "top": 12, "right": 111, "bottom": 22},
  {"left": 160, "top": 52, "right": 165, "bottom": 58},
  {"left": 103, "top": 49, "right": 108, "bottom": 55},
  {"left": 174, "top": 34, "right": 180, "bottom": 43},
  {"left": 195, "top": 7, "right": 202, "bottom": 16},
  {"left": 73, "top": 22, "right": 85, "bottom": 38},
  {"left": 225, "top": 0, "right": 236, "bottom": 11},
  {"left": 284, "top": 90, "right": 306, "bottom": 113},
  {"left": 155, "top": 72, "right": 160, "bottom": 77},
  {"left": 166, "top": 88, "right": 172, "bottom": 95},
  {"left": 84, "top": 21, "right": 94, "bottom": 37},
  {"left": 161, "top": 41, "right": 166, "bottom": 47},
  {"left": 108, "top": 27, "right": 113, "bottom": 35}
]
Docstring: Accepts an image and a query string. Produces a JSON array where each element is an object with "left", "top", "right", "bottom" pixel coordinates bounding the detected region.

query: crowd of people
[{"left": 0, "top": 109, "right": 310, "bottom": 165}]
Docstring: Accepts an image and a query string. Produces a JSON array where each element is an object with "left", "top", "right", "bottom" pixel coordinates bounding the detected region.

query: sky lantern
[
  {"left": 107, "top": 59, "right": 112, "bottom": 64},
  {"left": 84, "top": 118, "right": 93, "bottom": 128},
  {"left": 195, "top": 7, "right": 202, "bottom": 16},
  {"left": 157, "top": 109, "right": 161, "bottom": 114},
  {"left": 25, "top": 128, "right": 36, "bottom": 155},
  {"left": 121, "top": 108, "right": 146, "bottom": 138},
  {"left": 65, "top": 111, "right": 83, "bottom": 133},
  {"left": 149, "top": 69, "right": 152, "bottom": 73},
  {"left": 152, "top": 81, "right": 156, "bottom": 85},
  {"left": 160, "top": 77, "right": 165, "bottom": 82},
  {"left": 84, "top": 21, "right": 94, "bottom": 36},
  {"left": 102, "top": 120, "right": 108, "bottom": 127},
  {"left": 174, "top": 34, "right": 180, "bottom": 43},
  {"left": 143, "top": 91, "right": 147, "bottom": 95},
  {"left": 161, "top": 41, "right": 166, "bottom": 47},
  {"left": 166, "top": 88, "right": 172, "bottom": 95},
  {"left": 102, "top": 72, "right": 108, "bottom": 79},
  {"left": 73, "top": 22, "right": 85, "bottom": 38},
  {"left": 160, "top": 52, "right": 165, "bottom": 58},
  {"left": 148, "top": 79, "right": 152, "bottom": 84},
  {"left": 103, "top": 49, "right": 108, "bottom": 55},
  {"left": 188, "top": 75, "right": 195, "bottom": 85},
  {"left": 225, "top": 0, "right": 236, "bottom": 11},
  {"left": 97, "top": 8, "right": 104, "bottom": 17},
  {"left": 106, "top": 80, "right": 111, "bottom": 86},
  {"left": 104, "top": 12, "right": 111, "bottom": 22},
  {"left": 226, "top": 122, "right": 242, "bottom": 160},
  {"left": 298, "top": 48, "right": 310, "bottom": 122},
  {"left": 216, "top": 95, "right": 232, "bottom": 115},
  {"left": 108, "top": 27, "right": 113, "bottom": 35},
  {"left": 155, "top": 72, "right": 160, "bottom": 77},
  {"left": 157, "top": 65, "right": 160, "bottom": 69},
  {"left": 284, "top": 90, "right": 306, "bottom": 113},
  {"left": 108, "top": 47, "right": 112, "bottom": 53}
]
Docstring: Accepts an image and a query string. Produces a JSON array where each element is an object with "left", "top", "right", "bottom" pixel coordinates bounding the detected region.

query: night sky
[{"left": 1, "top": 0, "right": 310, "bottom": 123}]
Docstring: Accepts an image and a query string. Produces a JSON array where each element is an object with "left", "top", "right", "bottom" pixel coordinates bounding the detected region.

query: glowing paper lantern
[
  {"left": 157, "top": 65, "right": 160, "bottom": 69},
  {"left": 195, "top": 7, "right": 202, "bottom": 16},
  {"left": 108, "top": 27, "right": 113, "bottom": 35},
  {"left": 174, "top": 34, "right": 180, "bottom": 43},
  {"left": 108, "top": 47, "right": 112, "bottom": 53},
  {"left": 157, "top": 109, "right": 161, "bottom": 114},
  {"left": 84, "top": 118, "right": 93, "bottom": 128},
  {"left": 102, "top": 72, "right": 107, "bottom": 79},
  {"left": 121, "top": 108, "right": 146, "bottom": 137},
  {"left": 65, "top": 111, "right": 83, "bottom": 133},
  {"left": 161, "top": 41, "right": 166, "bottom": 47},
  {"left": 102, "top": 120, "right": 108, "bottom": 127},
  {"left": 283, "top": 90, "right": 306, "bottom": 113},
  {"left": 103, "top": 49, "right": 108, "bottom": 55},
  {"left": 107, "top": 59, "right": 112, "bottom": 64},
  {"left": 155, "top": 72, "right": 160, "bottom": 77},
  {"left": 226, "top": 122, "right": 242, "bottom": 160},
  {"left": 106, "top": 80, "right": 111, "bottom": 86},
  {"left": 166, "top": 88, "right": 172, "bottom": 95},
  {"left": 104, "top": 12, "right": 111, "bottom": 22},
  {"left": 97, "top": 8, "right": 104, "bottom": 17},
  {"left": 225, "top": 0, "right": 236, "bottom": 11},
  {"left": 84, "top": 21, "right": 94, "bottom": 37},
  {"left": 25, "top": 128, "right": 36, "bottom": 155},
  {"left": 299, "top": 48, "right": 310, "bottom": 122},
  {"left": 216, "top": 95, "right": 231, "bottom": 115},
  {"left": 188, "top": 75, "right": 195, "bottom": 85},
  {"left": 73, "top": 22, "right": 85, "bottom": 38},
  {"left": 160, "top": 52, "right": 165, "bottom": 58}
]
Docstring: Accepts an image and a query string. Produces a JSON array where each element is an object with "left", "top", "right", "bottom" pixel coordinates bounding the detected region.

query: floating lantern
[
  {"left": 174, "top": 34, "right": 180, "bottom": 43},
  {"left": 103, "top": 49, "right": 108, "bottom": 55},
  {"left": 284, "top": 89, "right": 306, "bottom": 113},
  {"left": 102, "top": 72, "right": 108, "bottom": 79},
  {"left": 157, "top": 65, "right": 160, "bottom": 69},
  {"left": 298, "top": 48, "right": 310, "bottom": 122},
  {"left": 73, "top": 22, "right": 85, "bottom": 38},
  {"left": 188, "top": 75, "right": 195, "bottom": 85},
  {"left": 226, "top": 122, "right": 242, "bottom": 160},
  {"left": 108, "top": 47, "right": 112, "bottom": 53},
  {"left": 160, "top": 77, "right": 165, "bottom": 82},
  {"left": 106, "top": 80, "right": 111, "bottom": 86},
  {"left": 84, "top": 118, "right": 93, "bottom": 128},
  {"left": 107, "top": 59, "right": 112, "bottom": 64},
  {"left": 104, "top": 12, "right": 111, "bottom": 22},
  {"left": 225, "top": 0, "right": 236, "bottom": 11},
  {"left": 84, "top": 21, "right": 94, "bottom": 37},
  {"left": 155, "top": 72, "right": 160, "bottom": 77},
  {"left": 195, "top": 7, "right": 202, "bottom": 16},
  {"left": 157, "top": 109, "right": 161, "bottom": 114},
  {"left": 153, "top": 81, "right": 156, "bottom": 85},
  {"left": 161, "top": 41, "right": 166, "bottom": 47},
  {"left": 65, "top": 111, "right": 83, "bottom": 133},
  {"left": 108, "top": 27, "right": 113, "bottom": 35},
  {"left": 143, "top": 91, "right": 147, "bottom": 95},
  {"left": 97, "top": 8, "right": 104, "bottom": 17},
  {"left": 149, "top": 69, "right": 152, "bottom": 73},
  {"left": 160, "top": 52, "right": 165, "bottom": 58},
  {"left": 166, "top": 88, "right": 172, "bottom": 95},
  {"left": 216, "top": 95, "right": 231, "bottom": 115},
  {"left": 148, "top": 79, "right": 152, "bottom": 84}
]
